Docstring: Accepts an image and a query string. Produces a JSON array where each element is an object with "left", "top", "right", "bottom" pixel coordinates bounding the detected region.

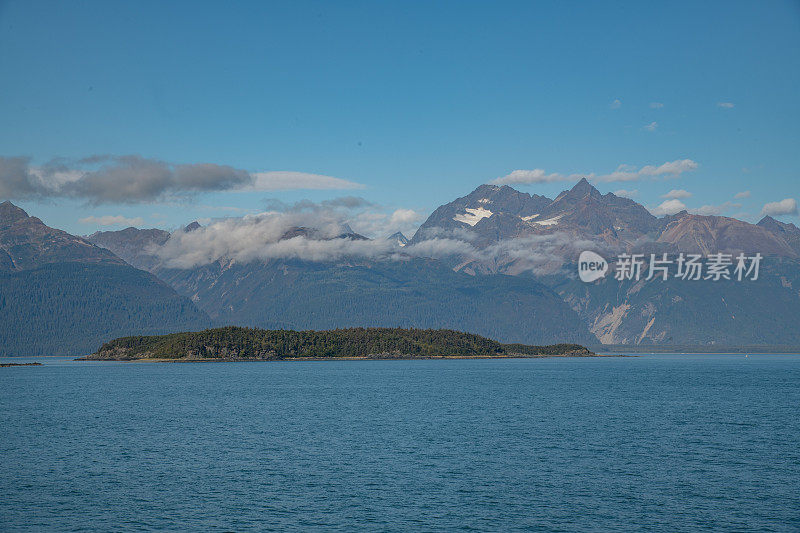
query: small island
[{"left": 80, "top": 326, "right": 595, "bottom": 362}]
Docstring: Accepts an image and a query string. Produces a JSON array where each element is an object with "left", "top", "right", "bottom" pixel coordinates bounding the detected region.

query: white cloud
[
  {"left": 761, "top": 198, "right": 798, "bottom": 216},
  {"left": 649, "top": 102, "right": 664, "bottom": 109},
  {"left": 651, "top": 199, "right": 687, "bottom": 216},
  {"left": 717, "top": 102, "right": 735, "bottom": 109},
  {"left": 249, "top": 171, "right": 363, "bottom": 191},
  {"left": 389, "top": 208, "right": 422, "bottom": 227},
  {"left": 661, "top": 189, "right": 692, "bottom": 200},
  {"left": 491, "top": 158, "right": 699, "bottom": 185},
  {"left": 734, "top": 191, "right": 751, "bottom": 199},
  {"left": 643, "top": 121, "right": 658, "bottom": 132},
  {"left": 152, "top": 212, "right": 595, "bottom": 277},
  {"left": 0, "top": 155, "right": 365, "bottom": 203},
  {"left": 613, "top": 189, "right": 638, "bottom": 198},
  {"left": 593, "top": 159, "right": 699, "bottom": 183},
  {"left": 79, "top": 215, "right": 145, "bottom": 227},
  {"left": 491, "top": 169, "right": 575, "bottom": 185},
  {"left": 610, "top": 99, "right": 622, "bottom": 109}
]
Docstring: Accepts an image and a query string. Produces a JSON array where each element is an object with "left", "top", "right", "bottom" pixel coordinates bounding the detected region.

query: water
[{"left": 1, "top": 355, "right": 799, "bottom": 532}]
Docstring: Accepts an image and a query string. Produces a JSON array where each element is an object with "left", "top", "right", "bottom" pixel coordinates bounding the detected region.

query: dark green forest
[
  {"left": 0, "top": 262, "right": 210, "bottom": 356},
  {"left": 88, "top": 326, "right": 594, "bottom": 360},
  {"left": 160, "top": 258, "right": 597, "bottom": 346}
]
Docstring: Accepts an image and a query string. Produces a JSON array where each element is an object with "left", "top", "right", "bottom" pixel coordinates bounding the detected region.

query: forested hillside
[{"left": 0, "top": 263, "right": 210, "bottom": 356}]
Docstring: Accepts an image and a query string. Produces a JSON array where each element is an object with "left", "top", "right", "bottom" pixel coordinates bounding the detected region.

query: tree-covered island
[{"left": 81, "top": 326, "right": 595, "bottom": 361}]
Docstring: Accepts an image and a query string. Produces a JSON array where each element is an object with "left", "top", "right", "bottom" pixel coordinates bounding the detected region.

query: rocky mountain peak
[
  {"left": 0, "top": 201, "right": 30, "bottom": 226},
  {"left": 758, "top": 215, "right": 800, "bottom": 235},
  {"left": 555, "top": 177, "right": 600, "bottom": 201}
]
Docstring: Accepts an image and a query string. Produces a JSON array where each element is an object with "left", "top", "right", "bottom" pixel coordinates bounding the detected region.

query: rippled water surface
[{"left": 2, "top": 354, "right": 799, "bottom": 531}]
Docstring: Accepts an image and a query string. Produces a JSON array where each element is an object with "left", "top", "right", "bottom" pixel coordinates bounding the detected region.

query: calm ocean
[{"left": 1, "top": 354, "right": 799, "bottom": 531}]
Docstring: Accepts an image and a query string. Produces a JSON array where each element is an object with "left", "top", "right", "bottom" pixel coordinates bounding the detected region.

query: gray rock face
[{"left": 87, "top": 227, "right": 171, "bottom": 271}]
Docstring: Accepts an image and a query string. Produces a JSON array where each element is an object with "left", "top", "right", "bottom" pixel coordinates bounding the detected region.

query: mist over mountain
[{"left": 86, "top": 215, "right": 594, "bottom": 346}]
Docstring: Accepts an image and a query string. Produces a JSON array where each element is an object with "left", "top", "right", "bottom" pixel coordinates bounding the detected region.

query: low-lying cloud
[
  {"left": 149, "top": 205, "right": 587, "bottom": 278},
  {"left": 0, "top": 155, "right": 363, "bottom": 204}
]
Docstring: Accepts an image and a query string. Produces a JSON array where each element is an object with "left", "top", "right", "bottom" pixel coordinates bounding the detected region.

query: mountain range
[
  {"left": 406, "top": 179, "right": 800, "bottom": 344},
  {"left": 2, "top": 178, "right": 799, "bottom": 355}
]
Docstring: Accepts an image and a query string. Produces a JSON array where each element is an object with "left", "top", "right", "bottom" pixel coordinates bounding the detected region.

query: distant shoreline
[
  {"left": 594, "top": 345, "right": 800, "bottom": 354},
  {"left": 78, "top": 352, "right": 617, "bottom": 363}
]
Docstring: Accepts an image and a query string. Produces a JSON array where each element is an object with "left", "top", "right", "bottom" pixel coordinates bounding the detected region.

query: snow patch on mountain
[
  {"left": 533, "top": 214, "right": 563, "bottom": 226},
  {"left": 453, "top": 207, "right": 493, "bottom": 226}
]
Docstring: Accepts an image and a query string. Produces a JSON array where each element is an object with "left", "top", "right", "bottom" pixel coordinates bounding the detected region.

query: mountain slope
[
  {"left": 1, "top": 201, "right": 125, "bottom": 270},
  {"left": 658, "top": 214, "right": 798, "bottom": 258},
  {"left": 0, "top": 203, "right": 210, "bottom": 355},
  {"left": 758, "top": 215, "right": 800, "bottom": 255},
  {"left": 157, "top": 257, "right": 597, "bottom": 346},
  {"left": 545, "top": 257, "right": 800, "bottom": 345}
]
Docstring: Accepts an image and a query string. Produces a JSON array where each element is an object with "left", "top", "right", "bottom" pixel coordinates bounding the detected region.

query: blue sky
[{"left": 1, "top": 0, "right": 798, "bottom": 235}]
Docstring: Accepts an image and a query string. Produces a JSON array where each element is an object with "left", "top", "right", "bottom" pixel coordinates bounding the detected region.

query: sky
[{"left": 1, "top": 0, "right": 798, "bottom": 236}]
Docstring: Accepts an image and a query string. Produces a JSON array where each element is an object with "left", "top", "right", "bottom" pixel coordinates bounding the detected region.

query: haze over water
[{"left": 2, "top": 355, "right": 799, "bottom": 531}]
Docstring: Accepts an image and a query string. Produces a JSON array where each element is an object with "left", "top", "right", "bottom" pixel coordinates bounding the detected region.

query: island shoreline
[{"left": 76, "top": 353, "right": 621, "bottom": 363}]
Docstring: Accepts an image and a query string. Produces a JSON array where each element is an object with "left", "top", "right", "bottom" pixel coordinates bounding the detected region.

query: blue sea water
[{"left": 1, "top": 354, "right": 799, "bottom": 532}]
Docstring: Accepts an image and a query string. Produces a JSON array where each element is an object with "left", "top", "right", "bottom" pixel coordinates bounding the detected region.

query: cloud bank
[
  {"left": 0, "top": 155, "right": 363, "bottom": 204},
  {"left": 148, "top": 204, "right": 584, "bottom": 278}
]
